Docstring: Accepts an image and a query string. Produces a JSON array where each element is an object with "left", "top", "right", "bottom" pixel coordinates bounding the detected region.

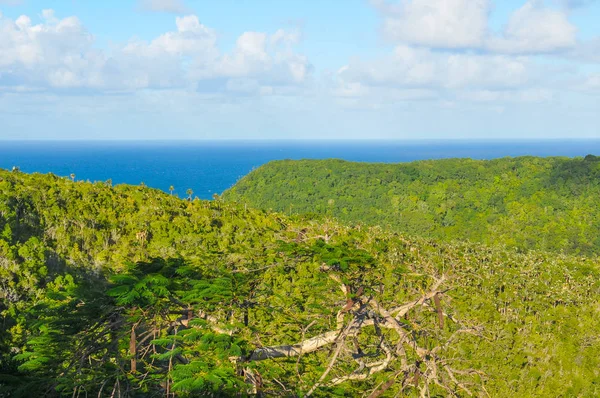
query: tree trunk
[{"left": 130, "top": 325, "right": 137, "bottom": 373}]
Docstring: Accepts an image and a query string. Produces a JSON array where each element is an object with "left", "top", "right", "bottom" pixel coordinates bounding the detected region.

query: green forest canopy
[
  {"left": 224, "top": 156, "right": 600, "bottom": 256},
  {"left": 0, "top": 168, "right": 599, "bottom": 397}
]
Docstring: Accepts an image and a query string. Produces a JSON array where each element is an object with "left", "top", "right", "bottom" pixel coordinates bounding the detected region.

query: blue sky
[{"left": 0, "top": 0, "right": 599, "bottom": 140}]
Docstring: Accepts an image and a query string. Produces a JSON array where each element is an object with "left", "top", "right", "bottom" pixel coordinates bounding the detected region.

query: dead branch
[
  {"left": 222, "top": 273, "right": 483, "bottom": 396},
  {"left": 390, "top": 275, "right": 448, "bottom": 319},
  {"left": 249, "top": 329, "right": 342, "bottom": 361}
]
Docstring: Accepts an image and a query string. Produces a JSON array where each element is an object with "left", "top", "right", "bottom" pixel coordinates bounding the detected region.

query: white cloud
[
  {"left": 327, "top": 42, "right": 587, "bottom": 111},
  {"left": 137, "top": 0, "right": 190, "bottom": 14},
  {"left": 115, "top": 15, "right": 220, "bottom": 89},
  {"left": 336, "top": 45, "right": 530, "bottom": 91},
  {"left": 216, "top": 30, "right": 310, "bottom": 86},
  {"left": 372, "top": 0, "right": 491, "bottom": 49},
  {"left": 120, "top": 15, "right": 218, "bottom": 58},
  {"left": 329, "top": 1, "right": 594, "bottom": 113},
  {"left": 0, "top": 3, "right": 597, "bottom": 140},
  {"left": 372, "top": 0, "right": 577, "bottom": 54},
  {"left": 0, "top": 11, "right": 311, "bottom": 93},
  {"left": 488, "top": 1, "right": 577, "bottom": 54},
  {"left": 0, "top": 10, "right": 98, "bottom": 88}
]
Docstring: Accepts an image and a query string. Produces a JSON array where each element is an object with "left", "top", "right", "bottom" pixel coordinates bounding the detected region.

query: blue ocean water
[{"left": 1, "top": 140, "right": 599, "bottom": 200}]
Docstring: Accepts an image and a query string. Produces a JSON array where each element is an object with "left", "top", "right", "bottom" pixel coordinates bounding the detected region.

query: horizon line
[{"left": 2, "top": 138, "right": 600, "bottom": 143}]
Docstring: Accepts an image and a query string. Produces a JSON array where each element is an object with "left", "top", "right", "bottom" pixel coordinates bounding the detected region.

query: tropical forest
[{"left": 1, "top": 156, "right": 600, "bottom": 397}]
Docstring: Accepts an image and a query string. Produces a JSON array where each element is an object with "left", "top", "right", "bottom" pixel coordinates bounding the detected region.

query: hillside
[
  {"left": 1, "top": 169, "right": 600, "bottom": 397},
  {"left": 223, "top": 156, "right": 600, "bottom": 256}
]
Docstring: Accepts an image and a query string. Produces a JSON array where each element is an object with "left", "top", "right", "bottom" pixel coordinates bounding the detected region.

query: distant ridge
[{"left": 224, "top": 155, "right": 600, "bottom": 255}]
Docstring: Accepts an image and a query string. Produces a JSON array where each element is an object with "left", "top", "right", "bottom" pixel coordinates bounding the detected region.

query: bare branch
[
  {"left": 247, "top": 316, "right": 405, "bottom": 363},
  {"left": 390, "top": 275, "right": 448, "bottom": 319},
  {"left": 305, "top": 316, "right": 365, "bottom": 397},
  {"left": 329, "top": 342, "right": 394, "bottom": 386},
  {"left": 249, "top": 329, "right": 341, "bottom": 361},
  {"left": 223, "top": 273, "right": 484, "bottom": 397},
  {"left": 443, "top": 365, "right": 473, "bottom": 397}
]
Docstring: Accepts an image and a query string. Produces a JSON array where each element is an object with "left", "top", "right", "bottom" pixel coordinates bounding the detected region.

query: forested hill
[
  {"left": 224, "top": 155, "right": 600, "bottom": 256},
  {"left": 1, "top": 169, "right": 600, "bottom": 397}
]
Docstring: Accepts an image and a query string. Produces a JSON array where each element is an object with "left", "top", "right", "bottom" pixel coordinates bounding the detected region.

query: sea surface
[{"left": 1, "top": 140, "right": 599, "bottom": 200}]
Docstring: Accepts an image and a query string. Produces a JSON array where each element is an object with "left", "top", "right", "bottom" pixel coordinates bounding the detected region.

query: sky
[{"left": 0, "top": 0, "right": 599, "bottom": 140}]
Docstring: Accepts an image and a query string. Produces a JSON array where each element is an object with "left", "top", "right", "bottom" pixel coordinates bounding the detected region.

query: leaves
[
  {"left": 224, "top": 157, "right": 600, "bottom": 256},
  {"left": 2, "top": 167, "right": 600, "bottom": 397}
]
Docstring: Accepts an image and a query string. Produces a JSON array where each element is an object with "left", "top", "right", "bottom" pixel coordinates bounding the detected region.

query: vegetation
[
  {"left": 1, "top": 168, "right": 600, "bottom": 397},
  {"left": 224, "top": 156, "right": 600, "bottom": 256}
]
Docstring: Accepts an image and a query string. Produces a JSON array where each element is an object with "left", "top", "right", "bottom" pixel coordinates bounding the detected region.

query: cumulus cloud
[
  {"left": 329, "top": 0, "right": 593, "bottom": 112},
  {"left": 0, "top": 10, "right": 311, "bottom": 94},
  {"left": 488, "top": 1, "right": 577, "bottom": 54},
  {"left": 216, "top": 29, "right": 310, "bottom": 87},
  {"left": 137, "top": 0, "right": 190, "bottom": 14},
  {"left": 335, "top": 45, "right": 531, "bottom": 91},
  {"left": 0, "top": 10, "right": 99, "bottom": 88},
  {"left": 372, "top": 0, "right": 577, "bottom": 54},
  {"left": 372, "top": 0, "right": 491, "bottom": 49},
  {"left": 0, "top": 3, "right": 591, "bottom": 119},
  {"left": 327, "top": 41, "right": 583, "bottom": 111},
  {"left": 111, "top": 15, "right": 220, "bottom": 89}
]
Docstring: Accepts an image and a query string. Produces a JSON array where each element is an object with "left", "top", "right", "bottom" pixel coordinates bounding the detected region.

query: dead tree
[{"left": 238, "top": 275, "right": 487, "bottom": 397}]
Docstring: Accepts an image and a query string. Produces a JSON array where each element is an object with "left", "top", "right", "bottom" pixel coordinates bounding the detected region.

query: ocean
[{"left": 1, "top": 140, "right": 599, "bottom": 200}]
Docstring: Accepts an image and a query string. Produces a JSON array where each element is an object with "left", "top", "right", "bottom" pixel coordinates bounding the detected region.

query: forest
[
  {"left": 224, "top": 156, "right": 600, "bottom": 256},
  {"left": 0, "top": 164, "right": 599, "bottom": 397}
]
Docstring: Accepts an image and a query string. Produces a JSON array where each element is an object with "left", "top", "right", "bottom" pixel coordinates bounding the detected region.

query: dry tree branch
[
  {"left": 390, "top": 275, "right": 448, "bottom": 319},
  {"left": 329, "top": 341, "right": 394, "bottom": 386},
  {"left": 304, "top": 315, "right": 367, "bottom": 397},
  {"left": 249, "top": 329, "right": 342, "bottom": 361},
  {"left": 220, "top": 273, "right": 484, "bottom": 396}
]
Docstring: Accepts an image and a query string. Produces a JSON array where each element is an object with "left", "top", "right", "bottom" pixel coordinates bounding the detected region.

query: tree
[
  {"left": 69, "top": 173, "right": 75, "bottom": 182},
  {"left": 238, "top": 273, "right": 483, "bottom": 397},
  {"left": 169, "top": 185, "right": 175, "bottom": 196},
  {"left": 4, "top": 167, "right": 600, "bottom": 397},
  {"left": 186, "top": 189, "right": 193, "bottom": 201},
  {"left": 223, "top": 157, "right": 600, "bottom": 255}
]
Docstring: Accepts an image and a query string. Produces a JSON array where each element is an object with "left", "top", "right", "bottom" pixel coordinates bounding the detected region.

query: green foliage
[
  {"left": 224, "top": 156, "right": 600, "bottom": 255},
  {"left": 0, "top": 168, "right": 599, "bottom": 397}
]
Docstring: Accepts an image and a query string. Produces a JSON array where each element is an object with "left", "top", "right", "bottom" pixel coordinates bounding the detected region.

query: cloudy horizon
[{"left": 0, "top": 0, "right": 599, "bottom": 140}]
